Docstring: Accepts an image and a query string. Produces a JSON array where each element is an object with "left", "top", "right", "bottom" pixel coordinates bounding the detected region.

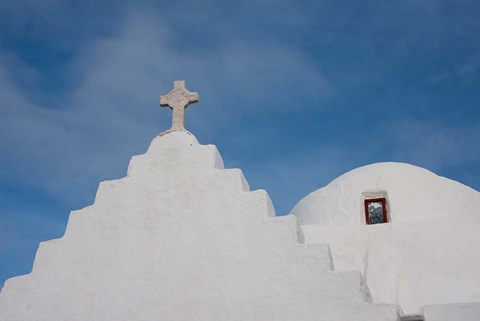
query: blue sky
[{"left": 1, "top": 0, "right": 479, "bottom": 286}]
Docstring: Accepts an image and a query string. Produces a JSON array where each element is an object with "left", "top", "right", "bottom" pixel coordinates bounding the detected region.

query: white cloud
[{"left": 0, "top": 7, "right": 331, "bottom": 205}]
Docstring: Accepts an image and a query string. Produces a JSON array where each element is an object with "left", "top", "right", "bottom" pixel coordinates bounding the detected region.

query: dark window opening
[{"left": 364, "top": 198, "right": 388, "bottom": 225}]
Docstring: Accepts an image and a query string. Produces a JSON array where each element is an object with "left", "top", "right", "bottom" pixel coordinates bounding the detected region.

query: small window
[{"left": 364, "top": 198, "right": 388, "bottom": 225}]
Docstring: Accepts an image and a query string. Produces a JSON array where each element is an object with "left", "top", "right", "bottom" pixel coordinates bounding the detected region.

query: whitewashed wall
[
  {"left": 0, "top": 132, "right": 398, "bottom": 321},
  {"left": 423, "top": 303, "right": 480, "bottom": 321},
  {"left": 290, "top": 163, "right": 480, "bottom": 315}
]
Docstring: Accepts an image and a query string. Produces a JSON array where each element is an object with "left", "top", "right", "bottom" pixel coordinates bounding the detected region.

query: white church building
[{"left": 1, "top": 81, "right": 479, "bottom": 321}]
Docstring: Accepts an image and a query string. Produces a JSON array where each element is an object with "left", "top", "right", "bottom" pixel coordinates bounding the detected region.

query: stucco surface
[
  {"left": 0, "top": 131, "right": 398, "bottom": 321},
  {"left": 290, "top": 162, "right": 480, "bottom": 315},
  {"left": 422, "top": 302, "right": 480, "bottom": 321},
  {"left": 290, "top": 162, "right": 480, "bottom": 226}
]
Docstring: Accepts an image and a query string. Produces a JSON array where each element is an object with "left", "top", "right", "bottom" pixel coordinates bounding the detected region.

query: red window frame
[{"left": 364, "top": 198, "right": 388, "bottom": 225}]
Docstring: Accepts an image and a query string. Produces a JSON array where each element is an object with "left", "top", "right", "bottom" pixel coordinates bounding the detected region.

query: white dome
[
  {"left": 290, "top": 162, "right": 480, "bottom": 226},
  {"left": 289, "top": 162, "right": 480, "bottom": 314}
]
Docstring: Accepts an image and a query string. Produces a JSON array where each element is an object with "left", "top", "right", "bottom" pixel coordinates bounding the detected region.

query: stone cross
[{"left": 160, "top": 80, "right": 199, "bottom": 131}]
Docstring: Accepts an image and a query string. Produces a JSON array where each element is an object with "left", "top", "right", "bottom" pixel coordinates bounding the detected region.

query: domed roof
[{"left": 289, "top": 162, "right": 480, "bottom": 226}]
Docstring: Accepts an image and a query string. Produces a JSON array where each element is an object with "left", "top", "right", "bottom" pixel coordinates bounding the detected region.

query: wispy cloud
[
  {"left": 391, "top": 121, "right": 480, "bottom": 171},
  {"left": 0, "top": 7, "right": 330, "bottom": 204}
]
